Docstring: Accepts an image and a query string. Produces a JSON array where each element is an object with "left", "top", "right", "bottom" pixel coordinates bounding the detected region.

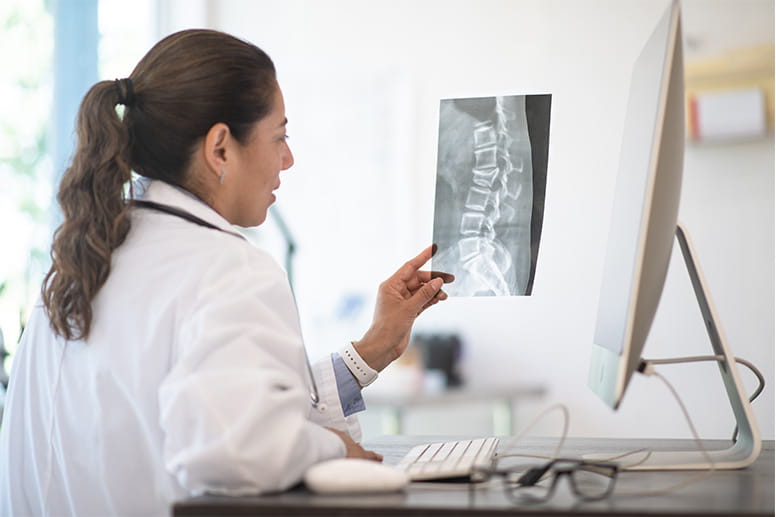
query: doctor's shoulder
[
  {"left": 123, "top": 208, "right": 292, "bottom": 300},
  {"left": 222, "top": 238, "right": 288, "bottom": 285},
  {"left": 187, "top": 231, "right": 289, "bottom": 289}
]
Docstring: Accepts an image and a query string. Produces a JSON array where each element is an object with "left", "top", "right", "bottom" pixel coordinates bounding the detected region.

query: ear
[{"left": 202, "top": 123, "right": 232, "bottom": 180}]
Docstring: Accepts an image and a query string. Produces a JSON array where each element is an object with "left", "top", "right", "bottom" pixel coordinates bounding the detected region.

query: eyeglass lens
[
  {"left": 568, "top": 464, "right": 617, "bottom": 500},
  {"left": 504, "top": 461, "right": 617, "bottom": 503}
]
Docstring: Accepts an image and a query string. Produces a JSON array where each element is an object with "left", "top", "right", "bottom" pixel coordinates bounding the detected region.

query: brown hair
[{"left": 42, "top": 29, "right": 277, "bottom": 340}]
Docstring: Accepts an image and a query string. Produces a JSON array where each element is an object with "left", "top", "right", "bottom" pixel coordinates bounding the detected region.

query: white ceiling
[{"left": 680, "top": 0, "right": 774, "bottom": 59}]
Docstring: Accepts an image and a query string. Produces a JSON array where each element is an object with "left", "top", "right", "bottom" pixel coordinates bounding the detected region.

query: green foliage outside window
[{"left": 0, "top": 0, "right": 54, "bottom": 374}]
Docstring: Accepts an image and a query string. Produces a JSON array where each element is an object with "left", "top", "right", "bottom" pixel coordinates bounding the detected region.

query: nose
[{"left": 282, "top": 141, "right": 294, "bottom": 170}]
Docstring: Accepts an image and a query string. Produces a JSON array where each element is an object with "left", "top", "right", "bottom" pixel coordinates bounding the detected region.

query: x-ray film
[{"left": 432, "top": 94, "right": 551, "bottom": 297}]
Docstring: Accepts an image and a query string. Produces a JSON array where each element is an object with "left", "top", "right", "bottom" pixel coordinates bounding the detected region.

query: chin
[
  {"left": 233, "top": 211, "right": 267, "bottom": 229},
  {"left": 251, "top": 211, "right": 269, "bottom": 227}
]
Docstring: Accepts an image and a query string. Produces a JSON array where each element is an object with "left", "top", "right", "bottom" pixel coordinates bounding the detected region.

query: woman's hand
[
  {"left": 353, "top": 245, "right": 454, "bottom": 372},
  {"left": 326, "top": 427, "right": 383, "bottom": 461}
]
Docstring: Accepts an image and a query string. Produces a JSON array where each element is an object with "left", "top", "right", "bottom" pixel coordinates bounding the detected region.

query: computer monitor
[{"left": 587, "top": 0, "right": 760, "bottom": 470}]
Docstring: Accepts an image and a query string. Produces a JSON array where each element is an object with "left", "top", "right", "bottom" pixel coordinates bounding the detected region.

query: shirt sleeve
[
  {"left": 331, "top": 353, "right": 366, "bottom": 416},
  {"left": 308, "top": 355, "right": 363, "bottom": 441}
]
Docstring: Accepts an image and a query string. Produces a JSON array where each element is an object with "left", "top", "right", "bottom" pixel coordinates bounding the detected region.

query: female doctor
[{"left": 0, "top": 29, "right": 452, "bottom": 516}]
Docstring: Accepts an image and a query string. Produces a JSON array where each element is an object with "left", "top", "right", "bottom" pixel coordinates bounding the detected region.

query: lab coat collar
[{"left": 132, "top": 178, "right": 246, "bottom": 240}]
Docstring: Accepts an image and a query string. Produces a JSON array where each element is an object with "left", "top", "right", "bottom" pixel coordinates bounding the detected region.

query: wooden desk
[{"left": 173, "top": 436, "right": 775, "bottom": 516}]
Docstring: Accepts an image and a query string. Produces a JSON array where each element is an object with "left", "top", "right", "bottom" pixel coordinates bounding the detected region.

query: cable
[
  {"left": 451, "top": 354, "right": 764, "bottom": 499},
  {"left": 651, "top": 371, "right": 715, "bottom": 471},
  {"left": 483, "top": 384, "right": 715, "bottom": 498},
  {"left": 609, "top": 368, "right": 717, "bottom": 497},
  {"left": 594, "top": 448, "right": 654, "bottom": 469},
  {"left": 408, "top": 404, "right": 572, "bottom": 492},
  {"left": 640, "top": 354, "right": 765, "bottom": 441},
  {"left": 495, "top": 403, "right": 570, "bottom": 461},
  {"left": 606, "top": 356, "right": 764, "bottom": 497}
]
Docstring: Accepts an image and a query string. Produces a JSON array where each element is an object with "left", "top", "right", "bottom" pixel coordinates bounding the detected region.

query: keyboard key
[{"left": 398, "top": 438, "right": 500, "bottom": 481}]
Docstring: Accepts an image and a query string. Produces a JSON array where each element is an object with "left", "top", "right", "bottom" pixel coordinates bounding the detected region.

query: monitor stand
[{"left": 593, "top": 223, "right": 762, "bottom": 471}]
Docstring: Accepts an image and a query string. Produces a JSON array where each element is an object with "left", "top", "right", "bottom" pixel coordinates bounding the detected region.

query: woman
[{"left": 0, "top": 29, "right": 451, "bottom": 516}]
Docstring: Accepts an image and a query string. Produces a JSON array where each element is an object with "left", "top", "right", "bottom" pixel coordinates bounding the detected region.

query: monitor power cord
[{"left": 639, "top": 354, "right": 765, "bottom": 441}]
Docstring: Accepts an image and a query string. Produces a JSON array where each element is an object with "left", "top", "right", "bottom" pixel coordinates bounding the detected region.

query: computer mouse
[{"left": 304, "top": 458, "right": 410, "bottom": 494}]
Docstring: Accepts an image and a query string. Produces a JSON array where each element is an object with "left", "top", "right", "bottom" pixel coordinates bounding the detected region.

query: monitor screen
[{"left": 588, "top": 0, "right": 685, "bottom": 409}]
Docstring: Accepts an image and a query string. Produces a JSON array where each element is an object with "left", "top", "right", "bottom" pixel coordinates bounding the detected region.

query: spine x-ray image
[{"left": 432, "top": 94, "right": 552, "bottom": 297}]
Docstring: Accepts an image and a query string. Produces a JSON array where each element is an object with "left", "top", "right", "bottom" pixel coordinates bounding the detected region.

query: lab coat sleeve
[
  {"left": 158, "top": 246, "right": 346, "bottom": 496},
  {"left": 308, "top": 356, "right": 363, "bottom": 442}
]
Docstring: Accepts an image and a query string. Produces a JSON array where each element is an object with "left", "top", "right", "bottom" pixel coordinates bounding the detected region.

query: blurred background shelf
[{"left": 363, "top": 385, "right": 546, "bottom": 436}]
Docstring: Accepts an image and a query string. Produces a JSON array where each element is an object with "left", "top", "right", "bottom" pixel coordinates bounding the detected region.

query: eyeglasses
[{"left": 471, "top": 458, "right": 619, "bottom": 503}]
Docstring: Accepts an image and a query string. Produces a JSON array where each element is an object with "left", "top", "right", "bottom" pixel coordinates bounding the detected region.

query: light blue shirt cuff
[{"left": 332, "top": 352, "right": 366, "bottom": 416}]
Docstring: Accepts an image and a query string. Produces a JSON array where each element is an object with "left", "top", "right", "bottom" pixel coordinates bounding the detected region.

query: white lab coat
[{"left": 0, "top": 179, "right": 360, "bottom": 516}]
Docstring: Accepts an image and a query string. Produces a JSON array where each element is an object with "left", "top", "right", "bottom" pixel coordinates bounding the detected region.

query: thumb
[{"left": 409, "top": 278, "right": 444, "bottom": 312}]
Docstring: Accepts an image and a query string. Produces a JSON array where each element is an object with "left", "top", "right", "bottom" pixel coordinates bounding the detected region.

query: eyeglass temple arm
[{"left": 517, "top": 466, "right": 550, "bottom": 486}]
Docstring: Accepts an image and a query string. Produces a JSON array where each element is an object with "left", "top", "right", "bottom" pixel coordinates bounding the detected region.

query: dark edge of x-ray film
[
  {"left": 525, "top": 94, "right": 552, "bottom": 295},
  {"left": 432, "top": 94, "right": 552, "bottom": 297}
]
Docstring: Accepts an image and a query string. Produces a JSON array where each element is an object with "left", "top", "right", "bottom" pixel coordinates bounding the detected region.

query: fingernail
[{"left": 431, "top": 243, "right": 438, "bottom": 257}]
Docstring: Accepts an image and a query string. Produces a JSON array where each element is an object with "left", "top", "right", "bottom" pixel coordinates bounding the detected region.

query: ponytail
[
  {"left": 42, "top": 80, "right": 133, "bottom": 341},
  {"left": 41, "top": 29, "right": 277, "bottom": 341}
]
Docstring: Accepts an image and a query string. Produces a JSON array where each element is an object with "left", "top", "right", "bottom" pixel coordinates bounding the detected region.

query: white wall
[{"left": 164, "top": 0, "right": 774, "bottom": 440}]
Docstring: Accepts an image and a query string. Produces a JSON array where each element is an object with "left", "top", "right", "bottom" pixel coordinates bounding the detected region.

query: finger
[
  {"left": 399, "top": 285, "right": 412, "bottom": 299},
  {"left": 365, "top": 449, "right": 383, "bottom": 462},
  {"left": 429, "top": 271, "right": 455, "bottom": 284},
  {"left": 434, "top": 288, "right": 448, "bottom": 301},
  {"left": 418, "top": 289, "right": 447, "bottom": 314},
  {"left": 396, "top": 245, "right": 434, "bottom": 277},
  {"left": 405, "top": 271, "right": 454, "bottom": 294},
  {"left": 417, "top": 298, "right": 441, "bottom": 316},
  {"left": 407, "top": 281, "right": 448, "bottom": 298},
  {"left": 409, "top": 277, "right": 444, "bottom": 312}
]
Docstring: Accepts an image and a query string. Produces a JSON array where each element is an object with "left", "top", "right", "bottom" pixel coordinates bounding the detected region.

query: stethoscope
[{"left": 133, "top": 200, "right": 326, "bottom": 411}]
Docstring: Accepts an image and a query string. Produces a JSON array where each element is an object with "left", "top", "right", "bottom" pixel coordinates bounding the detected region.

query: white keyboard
[{"left": 396, "top": 437, "right": 499, "bottom": 481}]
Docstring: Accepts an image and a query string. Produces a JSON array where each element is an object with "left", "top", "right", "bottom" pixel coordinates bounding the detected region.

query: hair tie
[{"left": 114, "top": 78, "right": 135, "bottom": 107}]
